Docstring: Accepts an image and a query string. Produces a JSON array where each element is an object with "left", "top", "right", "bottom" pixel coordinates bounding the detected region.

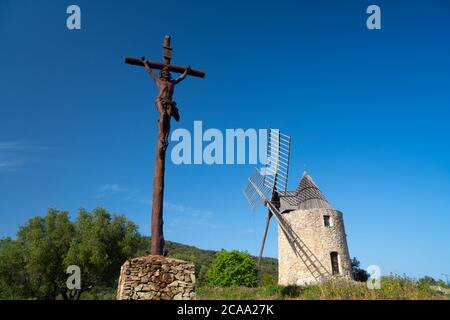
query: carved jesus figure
[{"left": 142, "top": 59, "right": 190, "bottom": 155}]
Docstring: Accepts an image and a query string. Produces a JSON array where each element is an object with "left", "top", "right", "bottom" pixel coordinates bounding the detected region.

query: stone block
[{"left": 116, "top": 255, "right": 196, "bottom": 300}]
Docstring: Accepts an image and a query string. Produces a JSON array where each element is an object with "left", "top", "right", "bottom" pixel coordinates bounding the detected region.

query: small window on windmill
[{"left": 323, "top": 215, "right": 331, "bottom": 227}]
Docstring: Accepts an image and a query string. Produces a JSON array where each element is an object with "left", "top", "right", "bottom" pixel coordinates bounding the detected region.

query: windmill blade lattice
[
  {"left": 243, "top": 128, "right": 291, "bottom": 267},
  {"left": 262, "top": 129, "right": 291, "bottom": 194},
  {"left": 243, "top": 168, "right": 271, "bottom": 209},
  {"left": 243, "top": 128, "right": 291, "bottom": 210}
]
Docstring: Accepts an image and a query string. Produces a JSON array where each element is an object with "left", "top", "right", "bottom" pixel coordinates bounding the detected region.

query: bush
[
  {"left": 207, "top": 250, "right": 257, "bottom": 287},
  {"left": 259, "top": 272, "right": 277, "bottom": 286},
  {"left": 351, "top": 257, "right": 369, "bottom": 282},
  {"left": 281, "top": 285, "right": 302, "bottom": 297}
]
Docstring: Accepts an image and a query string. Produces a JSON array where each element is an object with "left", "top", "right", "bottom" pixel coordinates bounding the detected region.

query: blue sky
[{"left": 1, "top": 0, "right": 449, "bottom": 281}]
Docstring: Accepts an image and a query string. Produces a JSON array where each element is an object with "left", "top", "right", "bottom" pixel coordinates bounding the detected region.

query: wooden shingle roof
[{"left": 279, "top": 171, "right": 332, "bottom": 213}]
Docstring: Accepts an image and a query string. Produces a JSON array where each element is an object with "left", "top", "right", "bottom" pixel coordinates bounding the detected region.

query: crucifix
[{"left": 125, "top": 35, "right": 205, "bottom": 256}]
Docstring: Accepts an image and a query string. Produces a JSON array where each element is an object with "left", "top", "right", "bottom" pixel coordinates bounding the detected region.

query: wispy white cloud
[
  {"left": 0, "top": 140, "right": 52, "bottom": 151},
  {"left": 96, "top": 186, "right": 217, "bottom": 230},
  {"left": 0, "top": 159, "right": 26, "bottom": 171},
  {"left": 164, "top": 202, "right": 214, "bottom": 219},
  {"left": 0, "top": 140, "right": 50, "bottom": 172},
  {"left": 99, "top": 183, "right": 128, "bottom": 193},
  {"left": 96, "top": 183, "right": 128, "bottom": 198},
  {"left": 132, "top": 197, "right": 217, "bottom": 230},
  {"left": 164, "top": 201, "right": 217, "bottom": 229}
]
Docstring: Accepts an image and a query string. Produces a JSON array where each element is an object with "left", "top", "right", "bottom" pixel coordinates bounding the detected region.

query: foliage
[
  {"left": 0, "top": 237, "right": 28, "bottom": 299},
  {"left": 63, "top": 208, "right": 141, "bottom": 299},
  {"left": 78, "top": 286, "right": 117, "bottom": 300},
  {"left": 417, "top": 275, "right": 449, "bottom": 289},
  {"left": 351, "top": 257, "right": 370, "bottom": 282},
  {"left": 16, "top": 209, "right": 75, "bottom": 300},
  {"left": 0, "top": 208, "right": 141, "bottom": 300},
  {"left": 207, "top": 250, "right": 258, "bottom": 287},
  {"left": 259, "top": 272, "right": 277, "bottom": 286}
]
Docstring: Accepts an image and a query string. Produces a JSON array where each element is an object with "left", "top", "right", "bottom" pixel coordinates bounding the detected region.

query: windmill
[{"left": 243, "top": 128, "right": 331, "bottom": 283}]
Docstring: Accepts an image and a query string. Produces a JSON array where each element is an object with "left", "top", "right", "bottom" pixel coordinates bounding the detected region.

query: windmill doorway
[{"left": 330, "top": 252, "right": 340, "bottom": 275}]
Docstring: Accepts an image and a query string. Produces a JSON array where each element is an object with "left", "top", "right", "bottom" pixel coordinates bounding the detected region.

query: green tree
[
  {"left": 0, "top": 238, "right": 28, "bottom": 299},
  {"left": 64, "top": 207, "right": 141, "bottom": 299},
  {"left": 17, "top": 209, "right": 75, "bottom": 299},
  {"left": 197, "top": 265, "right": 210, "bottom": 286},
  {"left": 0, "top": 207, "right": 141, "bottom": 300},
  {"left": 207, "top": 250, "right": 257, "bottom": 287}
]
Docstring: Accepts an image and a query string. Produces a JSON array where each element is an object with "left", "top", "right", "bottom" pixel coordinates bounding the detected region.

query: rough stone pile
[{"left": 116, "top": 255, "right": 196, "bottom": 300}]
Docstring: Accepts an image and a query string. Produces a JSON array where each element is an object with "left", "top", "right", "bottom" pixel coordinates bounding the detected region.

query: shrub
[
  {"left": 281, "top": 285, "right": 302, "bottom": 297},
  {"left": 207, "top": 250, "right": 257, "bottom": 287},
  {"left": 259, "top": 272, "right": 277, "bottom": 286},
  {"left": 351, "top": 257, "right": 369, "bottom": 282}
]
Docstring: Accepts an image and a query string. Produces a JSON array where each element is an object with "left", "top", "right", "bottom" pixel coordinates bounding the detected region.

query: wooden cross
[
  {"left": 125, "top": 35, "right": 205, "bottom": 256},
  {"left": 125, "top": 36, "right": 205, "bottom": 78}
]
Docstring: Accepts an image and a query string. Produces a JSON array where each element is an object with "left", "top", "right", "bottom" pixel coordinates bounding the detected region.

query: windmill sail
[
  {"left": 262, "top": 128, "right": 290, "bottom": 194},
  {"left": 243, "top": 128, "right": 290, "bottom": 266}
]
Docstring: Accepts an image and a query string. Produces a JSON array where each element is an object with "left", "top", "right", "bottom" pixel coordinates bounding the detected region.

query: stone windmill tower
[
  {"left": 244, "top": 129, "right": 352, "bottom": 286},
  {"left": 277, "top": 170, "right": 352, "bottom": 285}
]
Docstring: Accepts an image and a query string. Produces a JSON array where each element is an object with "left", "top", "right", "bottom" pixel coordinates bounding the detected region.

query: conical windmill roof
[{"left": 279, "top": 171, "right": 333, "bottom": 213}]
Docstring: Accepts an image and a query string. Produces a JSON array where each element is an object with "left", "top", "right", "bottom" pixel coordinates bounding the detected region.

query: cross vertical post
[
  {"left": 162, "top": 35, "right": 172, "bottom": 66},
  {"left": 150, "top": 35, "right": 172, "bottom": 256}
]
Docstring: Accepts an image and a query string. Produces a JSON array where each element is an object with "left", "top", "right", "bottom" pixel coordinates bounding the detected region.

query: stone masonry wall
[
  {"left": 116, "top": 255, "right": 196, "bottom": 300},
  {"left": 278, "top": 209, "right": 352, "bottom": 285}
]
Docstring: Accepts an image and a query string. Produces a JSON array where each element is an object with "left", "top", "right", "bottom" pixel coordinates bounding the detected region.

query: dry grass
[{"left": 197, "top": 276, "right": 450, "bottom": 300}]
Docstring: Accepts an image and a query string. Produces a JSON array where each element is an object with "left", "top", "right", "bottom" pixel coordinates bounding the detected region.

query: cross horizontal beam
[{"left": 124, "top": 57, "right": 205, "bottom": 78}]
